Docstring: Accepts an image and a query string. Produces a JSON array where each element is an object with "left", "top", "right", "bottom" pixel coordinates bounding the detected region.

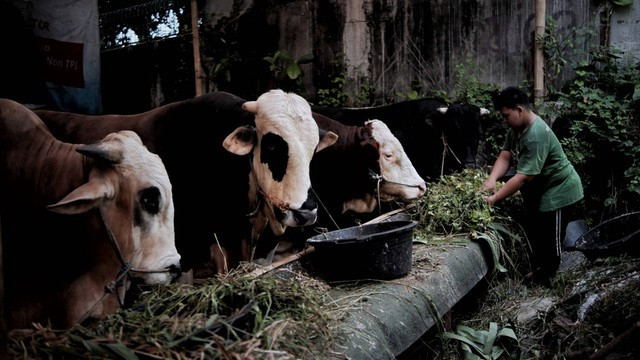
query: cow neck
[{"left": 98, "top": 206, "right": 132, "bottom": 310}]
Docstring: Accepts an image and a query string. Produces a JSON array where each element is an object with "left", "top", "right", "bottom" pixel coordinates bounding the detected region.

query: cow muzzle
[
  {"left": 131, "top": 257, "right": 182, "bottom": 285},
  {"left": 274, "top": 207, "right": 318, "bottom": 227},
  {"left": 272, "top": 190, "right": 318, "bottom": 227},
  {"left": 463, "top": 146, "right": 477, "bottom": 168}
]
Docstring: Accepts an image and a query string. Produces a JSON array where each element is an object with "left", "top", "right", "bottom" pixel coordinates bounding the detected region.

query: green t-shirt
[{"left": 503, "top": 117, "right": 583, "bottom": 212}]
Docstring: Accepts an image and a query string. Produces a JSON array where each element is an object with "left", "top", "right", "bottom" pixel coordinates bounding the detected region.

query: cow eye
[
  {"left": 140, "top": 187, "right": 161, "bottom": 214},
  {"left": 383, "top": 151, "right": 394, "bottom": 160}
]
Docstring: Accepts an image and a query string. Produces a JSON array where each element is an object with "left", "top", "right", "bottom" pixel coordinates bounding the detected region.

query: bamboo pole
[
  {"left": 190, "top": 0, "right": 204, "bottom": 96},
  {"left": 533, "top": 0, "right": 546, "bottom": 100}
]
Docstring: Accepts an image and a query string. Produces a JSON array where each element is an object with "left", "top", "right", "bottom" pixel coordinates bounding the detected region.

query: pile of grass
[
  {"left": 8, "top": 266, "right": 341, "bottom": 359},
  {"left": 7, "top": 168, "right": 536, "bottom": 359},
  {"left": 414, "top": 168, "right": 531, "bottom": 278}
]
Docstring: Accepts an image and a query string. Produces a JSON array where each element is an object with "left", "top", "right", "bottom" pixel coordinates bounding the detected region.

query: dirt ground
[{"left": 404, "top": 251, "right": 640, "bottom": 359}]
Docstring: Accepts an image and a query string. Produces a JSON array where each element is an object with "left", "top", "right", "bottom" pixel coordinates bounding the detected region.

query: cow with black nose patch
[{"left": 223, "top": 89, "right": 338, "bottom": 259}]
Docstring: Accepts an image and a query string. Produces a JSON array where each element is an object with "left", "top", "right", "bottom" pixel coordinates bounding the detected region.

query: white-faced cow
[
  {"left": 0, "top": 99, "right": 180, "bottom": 329},
  {"left": 253, "top": 112, "right": 426, "bottom": 264},
  {"left": 311, "top": 99, "right": 490, "bottom": 182},
  {"left": 35, "top": 90, "right": 337, "bottom": 275}
]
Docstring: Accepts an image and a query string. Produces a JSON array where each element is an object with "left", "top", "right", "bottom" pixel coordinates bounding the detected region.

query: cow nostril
[
  {"left": 293, "top": 208, "right": 316, "bottom": 224},
  {"left": 168, "top": 264, "right": 182, "bottom": 279}
]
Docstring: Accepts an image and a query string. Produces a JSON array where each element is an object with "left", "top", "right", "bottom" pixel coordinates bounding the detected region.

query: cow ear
[
  {"left": 77, "top": 141, "right": 124, "bottom": 164},
  {"left": 316, "top": 129, "right": 338, "bottom": 153},
  {"left": 223, "top": 125, "right": 257, "bottom": 155},
  {"left": 47, "top": 177, "right": 115, "bottom": 214}
]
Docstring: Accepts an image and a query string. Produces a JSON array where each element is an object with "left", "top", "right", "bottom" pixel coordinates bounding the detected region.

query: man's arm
[
  {"left": 482, "top": 150, "right": 512, "bottom": 191},
  {"left": 485, "top": 172, "right": 533, "bottom": 205}
]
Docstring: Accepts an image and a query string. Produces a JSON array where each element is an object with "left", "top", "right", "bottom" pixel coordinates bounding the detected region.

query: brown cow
[{"left": 0, "top": 99, "right": 180, "bottom": 329}]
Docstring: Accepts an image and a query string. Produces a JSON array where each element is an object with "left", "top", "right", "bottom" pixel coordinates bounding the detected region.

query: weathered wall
[
  {"left": 202, "top": 0, "right": 617, "bottom": 104},
  {"left": 608, "top": 1, "right": 640, "bottom": 61}
]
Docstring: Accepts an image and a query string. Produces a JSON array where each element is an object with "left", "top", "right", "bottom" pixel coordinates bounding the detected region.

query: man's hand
[
  {"left": 482, "top": 194, "right": 497, "bottom": 205},
  {"left": 481, "top": 179, "right": 496, "bottom": 192}
]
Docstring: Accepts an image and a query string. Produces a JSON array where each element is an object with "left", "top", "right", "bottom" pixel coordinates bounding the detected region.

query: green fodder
[
  {"left": 415, "top": 168, "right": 532, "bottom": 279},
  {"left": 8, "top": 267, "right": 340, "bottom": 359}
]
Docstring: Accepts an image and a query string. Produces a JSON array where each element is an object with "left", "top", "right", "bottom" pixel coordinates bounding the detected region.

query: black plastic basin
[
  {"left": 575, "top": 211, "right": 640, "bottom": 258},
  {"left": 306, "top": 220, "right": 418, "bottom": 281}
]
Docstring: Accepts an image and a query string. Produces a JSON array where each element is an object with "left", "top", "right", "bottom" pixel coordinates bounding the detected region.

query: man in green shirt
[{"left": 482, "top": 87, "right": 584, "bottom": 285}]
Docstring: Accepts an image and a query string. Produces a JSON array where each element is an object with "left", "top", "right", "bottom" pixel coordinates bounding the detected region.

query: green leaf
[
  {"left": 297, "top": 53, "right": 314, "bottom": 64},
  {"left": 483, "top": 322, "right": 498, "bottom": 354},
  {"left": 633, "top": 85, "right": 640, "bottom": 101},
  {"left": 105, "top": 343, "right": 140, "bottom": 360},
  {"left": 491, "top": 346, "right": 505, "bottom": 359},
  {"left": 497, "top": 326, "right": 518, "bottom": 341},
  {"left": 443, "top": 332, "right": 486, "bottom": 355},
  {"left": 287, "top": 63, "right": 302, "bottom": 79},
  {"left": 612, "top": 0, "right": 634, "bottom": 7},
  {"left": 70, "top": 335, "right": 107, "bottom": 355},
  {"left": 412, "top": 238, "right": 429, "bottom": 245},
  {"left": 474, "top": 233, "right": 508, "bottom": 273}
]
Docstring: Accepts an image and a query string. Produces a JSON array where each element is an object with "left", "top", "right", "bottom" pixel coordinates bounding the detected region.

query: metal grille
[{"left": 99, "top": 0, "right": 191, "bottom": 50}]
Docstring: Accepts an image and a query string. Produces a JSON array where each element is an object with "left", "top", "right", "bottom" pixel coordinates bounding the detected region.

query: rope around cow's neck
[
  {"left": 79, "top": 206, "right": 178, "bottom": 324},
  {"left": 440, "top": 133, "right": 463, "bottom": 177},
  {"left": 77, "top": 207, "right": 133, "bottom": 323},
  {"left": 367, "top": 169, "right": 424, "bottom": 188},
  {"left": 368, "top": 169, "right": 424, "bottom": 216}
]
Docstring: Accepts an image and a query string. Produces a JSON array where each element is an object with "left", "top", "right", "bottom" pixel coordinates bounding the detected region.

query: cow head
[
  {"left": 435, "top": 104, "right": 490, "bottom": 169},
  {"left": 367, "top": 120, "right": 426, "bottom": 201},
  {"left": 223, "top": 89, "right": 338, "bottom": 236},
  {"left": 47, "top": 130, "right": 181, "bottom": 285},
  {"left": 342, "top": 120, "right": 426, "bottom": 213}
]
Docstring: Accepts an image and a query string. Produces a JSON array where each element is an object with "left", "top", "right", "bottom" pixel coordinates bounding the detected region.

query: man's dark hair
[{"left": 493, "top": 87, "right": 531, "bottom": 110}]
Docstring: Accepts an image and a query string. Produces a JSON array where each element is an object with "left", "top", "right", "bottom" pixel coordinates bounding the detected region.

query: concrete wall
[
  {"left": 609, "top": 0, "right": 640, "bottom": 61},
  {"left": 200, "top": 1, "right": 637, "bottom": 103}
]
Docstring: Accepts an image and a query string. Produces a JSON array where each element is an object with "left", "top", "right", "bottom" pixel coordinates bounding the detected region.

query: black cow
[{"left": 311, "top": 99, "right": 490, "bottom": 181}]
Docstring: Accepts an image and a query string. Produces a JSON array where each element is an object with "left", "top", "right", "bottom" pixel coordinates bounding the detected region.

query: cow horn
[
  {"left": 316, "top": 128, "right": 338, "bottom": 152},
  {"left": 242, "top": 100, "right": 259, "bottom": 114},
  {"left": 437, "top": 107, "right": 448, "bottom": 114},
  {"left": 480, "top": 108, "right": 490, "bottom": 116},
  {"left": 77, "top": 142, "right": 124, "bottom": 164}
]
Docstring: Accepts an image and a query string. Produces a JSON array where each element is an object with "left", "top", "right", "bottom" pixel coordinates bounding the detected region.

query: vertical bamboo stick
[
  {"left": 191, "top": 0, "right": 204, "bottom": 96},
  {"left": 534, "top": 0, "right": 546, "bottom": 100}
]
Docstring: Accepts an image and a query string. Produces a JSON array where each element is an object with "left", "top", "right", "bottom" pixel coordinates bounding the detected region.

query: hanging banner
[{"left": 31, "top": 0, "right": 102, "bottom": 114}]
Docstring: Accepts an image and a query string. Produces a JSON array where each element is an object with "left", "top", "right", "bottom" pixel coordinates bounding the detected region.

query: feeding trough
[
  {"left": 306, "top": 220, "right": 418, "bottom": 281},
  {"left": 575, "top": 211, "right": 640, "bottom": 258}
]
